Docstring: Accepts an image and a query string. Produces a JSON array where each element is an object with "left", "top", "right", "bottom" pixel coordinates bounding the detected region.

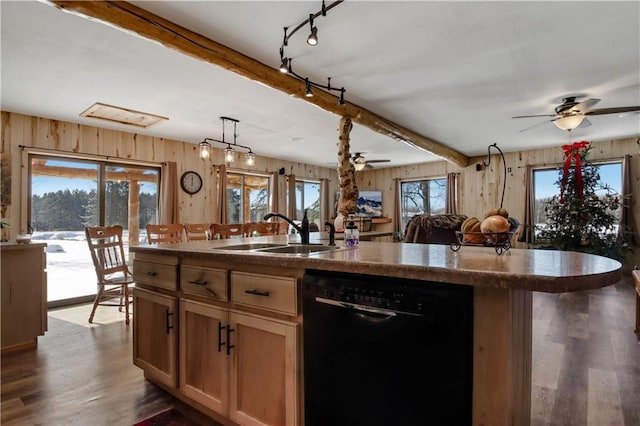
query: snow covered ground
[{"left": 32, "top": 231, "right": 132, "bottom": 302}]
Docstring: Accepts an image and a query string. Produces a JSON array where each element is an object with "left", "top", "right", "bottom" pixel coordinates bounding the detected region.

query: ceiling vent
[{"left": 80, "top": 102, "right": 168, "bottom": 128}]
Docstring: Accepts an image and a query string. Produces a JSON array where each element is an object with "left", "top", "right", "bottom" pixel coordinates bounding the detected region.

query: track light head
[
  {"left": 279, "top": 57, "right": 289, "bottom": 73},
  {"left": 305, "top": 79, "right": 314, "bottom": 97},
  {"left": 338, "top": 89, "right": 345, "bottom": 106},
  {"left": 307, "top": 26, "right": 318, "bottom": 46},
  {"left": 307, "top": 15, "right": 318, "bottom": 46}
]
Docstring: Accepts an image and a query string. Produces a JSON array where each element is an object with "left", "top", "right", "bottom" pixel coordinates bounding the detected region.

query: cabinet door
[
  {"left": 133, "top": 287, "right": 177, "bottom": 387},
  {"left": 1, "top": 246, "right": 47, "bottom": 349},
  {"left": 179, "top": 299, "right": 229, "bottom": 414},
  {"left": 228, "top": 312, "right": 298, "bottom": 426}
]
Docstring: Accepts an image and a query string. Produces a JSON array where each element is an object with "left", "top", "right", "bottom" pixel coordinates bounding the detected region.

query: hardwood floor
[
  {"left": 0, "top": 304, "right": 216, "bottom": 426},
  {"left": 531, "top": 275, "right": 640, "bottom": 426},
  {"left": 1, "top": 277, "right": 638, "bottom": 426}
]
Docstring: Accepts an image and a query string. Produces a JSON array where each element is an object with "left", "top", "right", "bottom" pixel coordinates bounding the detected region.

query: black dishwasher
[{"left": 302, "top": 270, "right": 473, "bottom": 426}]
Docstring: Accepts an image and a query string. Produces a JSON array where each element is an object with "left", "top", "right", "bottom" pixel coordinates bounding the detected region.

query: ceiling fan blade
[
  {"left": 569, "top": 98, "right": 601, "bottom": 113},
  {"left": 518, "top": 119, "right": 554, "bottom": 133},
  {"left": 365, "top": 159, "right": 391, "bottom": 164},
  {"left": 512, "top": 114, "right": 556, "bottom": 119},
  {"left": 578, "top": 118, "right": 592, "bottom": 128},
  {"left": 584, "top": 106, "right": 640, "bottom": 116}
]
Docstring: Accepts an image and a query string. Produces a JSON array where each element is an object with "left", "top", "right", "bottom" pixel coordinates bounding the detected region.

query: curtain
[
  {"left": 619, "top": 154, "right": 638, "bottom": 245},
  {"left": 393, "top": 178, "right": 402, "bottom": 236},
  {"left": 445, "top": 172, "right": 458, "bottom": 214},
  {"left": 217, "top": 164, "right": 228, "bottom": 224},
  {"left": 159, "top": 162, "right": 179, "bottom": 224},
  {"left": 287, "top": 174, "right": 296, "bottom": 219},
  {"left": 269, "top": 171, "right": 279, "bottom": 216},
  {"left": 517, "top": 165, "right": 535, "bottom": 244},
  {"left": 320, "top": 178, "right": 330, "bottom": 226}
]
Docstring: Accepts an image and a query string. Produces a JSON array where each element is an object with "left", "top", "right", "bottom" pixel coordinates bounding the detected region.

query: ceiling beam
[{"left": 47, "top": 1, "right": 470, "bottom": 168}]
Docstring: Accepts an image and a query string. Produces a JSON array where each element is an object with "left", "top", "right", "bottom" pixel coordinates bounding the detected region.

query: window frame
[{"left": 399, "top": 176, "right": 448, "bottom": 231}]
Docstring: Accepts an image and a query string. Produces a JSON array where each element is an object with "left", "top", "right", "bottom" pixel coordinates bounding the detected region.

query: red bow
[{"left": 560, "top": 141, "right": 589, "bottom": 204}]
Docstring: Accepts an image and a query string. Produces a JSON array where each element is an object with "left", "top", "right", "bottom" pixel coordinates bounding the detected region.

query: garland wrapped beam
[{"left": 47, "top": 0, "right": 470, "bottom": 168}]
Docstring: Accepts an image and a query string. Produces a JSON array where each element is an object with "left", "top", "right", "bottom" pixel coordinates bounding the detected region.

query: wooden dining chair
[
  {"left": 276, "top": 221, "right": 290, "bottom": 235},
  {"left": 184, "top": 223, "right": 210, "bottom": 241},
  {"left": 85, "top": 225, "right": 134, "bottom": 325},
  {"left": 245, "top": 222, "right": 278, "bottom": 237},
  {"left": 210, "top": 223, "right": 245, "bottom": 239},
  {"left": 146, "top": 223, "right": 184, "bottom": 243}
]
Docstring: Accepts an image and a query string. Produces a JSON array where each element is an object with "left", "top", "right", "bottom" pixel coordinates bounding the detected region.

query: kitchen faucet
[
  {"left": 264, "top": 209, "right": 310, "bottom": 245},
  {"left": 324, "top": 221, "right": 336, "bottom": 246}
]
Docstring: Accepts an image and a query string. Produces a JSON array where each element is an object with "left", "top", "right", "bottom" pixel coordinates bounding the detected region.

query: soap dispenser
[{"left": 344, "top": 220, "right": 359, "bottom": 248}]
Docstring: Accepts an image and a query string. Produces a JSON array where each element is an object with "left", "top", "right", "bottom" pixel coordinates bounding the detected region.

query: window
[
  {"left": 29, "top": 156, "right": 159, "bottom": 305},
  {"left": 533, "top": 161, "right": 622, "bottom": 239},
  {"left": 286, "top": 179, "right": 320, "bottom": 226},
  {"left": 226, "top": 172, "right": 269, "bottom": 223},
  {"left": 400, "top": 178, "right": 447, "bottom": 230}
]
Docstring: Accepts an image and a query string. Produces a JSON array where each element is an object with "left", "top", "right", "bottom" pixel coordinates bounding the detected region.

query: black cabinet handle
[
  {"left": 218, "top": 322, "right": 226, "bottom": 352},
  {"left": 226, "top": 325, "right": 235, "bottom": 356},
  {"left": 245, "top": 289, "right": 270, "bottom": 297},
  {"left": 144, "top": 271, "right": 157, "bottom": 276},
  {"left": 165, "top": 309, "right": 174, "bottom": 334},
  {"left": 188, "top": 280, "right": 208, "bottom": 286}
]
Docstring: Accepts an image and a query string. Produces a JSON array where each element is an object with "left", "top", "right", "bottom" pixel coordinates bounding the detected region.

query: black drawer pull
[
  {"left": 144, "top": 271, "right": 157, "bottom": 276},
  {"left": 226, "top": 325, "right": 235, "bottom": 356},
  {"left": 218, "top": 322, "right": 226, "bottom": 352},
  {"left": 165, "top": 309, "right": 174, "bottom": 334},
  {"left": 245, "top": 289, "right": 270, "bottom": 297},
  {"left": 188, "top": 280, "right": 208, "bottom": 286}
]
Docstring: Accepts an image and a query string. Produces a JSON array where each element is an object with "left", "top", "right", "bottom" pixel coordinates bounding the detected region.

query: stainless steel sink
[
  {"left": 259, "top": 244, "right": 340, "bottom": 255},
  {"left": 212, "top": 243, "right": 286, "bottom": 251}
]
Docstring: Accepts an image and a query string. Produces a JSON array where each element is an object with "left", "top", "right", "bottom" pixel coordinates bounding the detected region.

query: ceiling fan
[
  {"left": 513, "top": 96, "right": 640, "bottom": 132},
  {"left": 351, "top": 152, "right": 390, "bottom": 171}
]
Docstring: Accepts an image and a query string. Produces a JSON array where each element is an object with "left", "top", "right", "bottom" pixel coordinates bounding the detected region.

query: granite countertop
[{"left": 129, "top": 235, "right": 622, "bottom": 293}]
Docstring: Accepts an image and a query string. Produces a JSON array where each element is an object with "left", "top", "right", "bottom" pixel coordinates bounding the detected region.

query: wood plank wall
[
  {"left": 357, "top": 136, "right": 640, "bottom": 266},
  {"left": 0, "top": 111, "right": 338, "bottom": 233},
  {"left": 2, "top": 111, "right": 639, "bottom": 266}
]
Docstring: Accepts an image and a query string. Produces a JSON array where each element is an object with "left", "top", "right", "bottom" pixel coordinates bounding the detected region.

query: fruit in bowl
[{"left": 480, "top": 215, "right": 510, "bottom": 243}]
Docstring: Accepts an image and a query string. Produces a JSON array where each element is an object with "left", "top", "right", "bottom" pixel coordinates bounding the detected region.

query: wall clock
[{"left": 180, "top": 171, "right": 203, "bottom": 195}]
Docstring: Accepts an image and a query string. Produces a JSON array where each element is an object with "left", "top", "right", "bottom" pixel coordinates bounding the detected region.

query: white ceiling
[{"left": 2, "top": 1, "right": 639, "bottom": 169}]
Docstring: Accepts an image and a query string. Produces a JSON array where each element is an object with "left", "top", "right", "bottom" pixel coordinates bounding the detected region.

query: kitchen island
[{"left": 130, "top": 235, "right": 621, "bottom": 426}]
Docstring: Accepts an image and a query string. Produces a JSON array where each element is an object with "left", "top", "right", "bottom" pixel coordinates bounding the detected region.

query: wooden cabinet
[
  {"left": 179, "top": 299, "right": 228, "bottom": 413},
  {"left": 133, "top": 253, "right": 301, "bottom": 426},
  {"left": 133, "top": 287, "right": 177, "bottom": 388},
  {"left": 1, "top": 243, "right": 47, "bottom": 353},
  {"left": 179, "top": 299, "right": 299, "bottom": 426},
  {"left": 228, "top": 310, "right": 298, "bottom": 426}
]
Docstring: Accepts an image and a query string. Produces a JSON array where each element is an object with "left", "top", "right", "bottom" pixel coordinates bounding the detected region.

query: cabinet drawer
[
  {"left": 231, "top": 272, "right": 297, "bottom": 315},
  {"left": 133, "top": 259, "right": 178, "bottom": 291},
  {"left": 181, "top": 265, "right": 228, "bottom": 301}
]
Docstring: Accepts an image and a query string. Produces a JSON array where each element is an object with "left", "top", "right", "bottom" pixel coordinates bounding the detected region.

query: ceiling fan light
[
  {"left": 199, "top": 140, "right": 211, "bottom": 160},
  {"left": 554, "top": 115, "right": 585, "bottom": 131},
  {"left": 353, "top": 162, "right": 366, "bottom": 171}
]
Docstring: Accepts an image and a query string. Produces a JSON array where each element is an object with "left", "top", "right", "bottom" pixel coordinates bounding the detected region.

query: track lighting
[
  {"left": 277, "top": 1, "right": 346, "bottom": 105},
  {"left": 199, "top": 117, "right": 257, "bottom": 166},
  {"left": 305, "top": 79, "right": 314, "bottom": 97},
  {"left": 307, "top": 15, "right": 318, "bottom": 46}
]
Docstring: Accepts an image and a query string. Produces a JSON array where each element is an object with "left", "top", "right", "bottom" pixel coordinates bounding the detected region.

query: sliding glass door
[{"left": 29, "top": 155, "right": 159, "bottom": 306}]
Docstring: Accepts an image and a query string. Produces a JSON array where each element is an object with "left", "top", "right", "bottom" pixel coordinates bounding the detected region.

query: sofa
[{"left": 403, "top": 214, "right": 468, "bottom": 244}]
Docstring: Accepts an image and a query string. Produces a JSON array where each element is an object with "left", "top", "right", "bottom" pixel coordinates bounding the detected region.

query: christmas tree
[{"left": 537, "top": 141, "right": 627, "bottom": 261}]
